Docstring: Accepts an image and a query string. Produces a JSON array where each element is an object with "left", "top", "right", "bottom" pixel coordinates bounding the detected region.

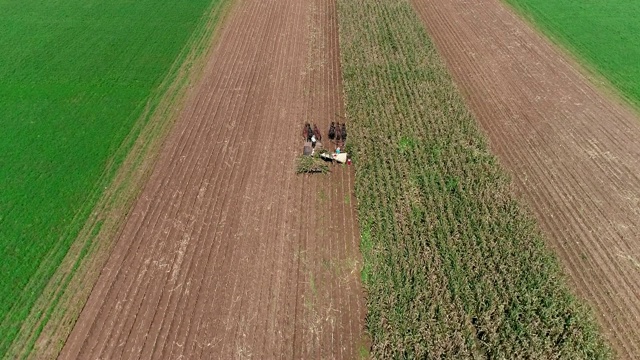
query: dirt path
[
  {"left": 59, "top": 0, "right": 365, "bottom": 358},
  {"left": 411, "top": 0, "right": 640, "bottom": 357}
]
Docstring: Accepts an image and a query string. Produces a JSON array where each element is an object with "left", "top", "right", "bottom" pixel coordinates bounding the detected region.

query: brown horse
[
  {"left": 313, "top": 124, "right": 322, "bottom": 141},
  {"left": 302, "top": 123, "right": 313, "bottom": 141}
]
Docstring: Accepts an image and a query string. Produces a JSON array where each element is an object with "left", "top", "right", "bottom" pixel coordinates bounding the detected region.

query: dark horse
[{"left": 328, "top": 122, "right": 336, "bottom": 140}]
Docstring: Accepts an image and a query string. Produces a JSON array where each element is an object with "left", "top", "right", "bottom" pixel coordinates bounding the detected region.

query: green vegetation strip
[
  {"left": 503, "top": 0, "right": 640, "bottom": 108},
  {"left": 337, "top": 0, "right": 610, "bottom": 357},
  {"left": 0, "top": 0, "right": 224, "bottom": 355},
  {"left": 5, "top": 1, "right": 232, "bottom": 357}
]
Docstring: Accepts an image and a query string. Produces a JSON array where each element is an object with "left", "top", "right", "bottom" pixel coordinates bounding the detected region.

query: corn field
[{"left": 337, "top": 0, "right": 610, "bottom": 358}]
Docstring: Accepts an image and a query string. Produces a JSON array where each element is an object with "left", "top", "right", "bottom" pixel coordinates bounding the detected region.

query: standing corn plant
[{"left": 336, "top": 0, "right": 610, "bottom": 358}]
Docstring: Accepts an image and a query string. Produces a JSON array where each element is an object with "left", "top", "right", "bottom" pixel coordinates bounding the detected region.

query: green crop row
[
  {"left": 336, "top": 0, "right": 610, "bottom": 358},
  {"left": 0, "top": 0, "right": 224, "bottom": 355}
]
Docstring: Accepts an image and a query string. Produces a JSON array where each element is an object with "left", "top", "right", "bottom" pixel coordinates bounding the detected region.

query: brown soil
[
  {"left": 411, "top": 0, "right": 640, "bottom": 358},
  {"left": 59, "top": 0, "right": 366, "bottom": 359}
]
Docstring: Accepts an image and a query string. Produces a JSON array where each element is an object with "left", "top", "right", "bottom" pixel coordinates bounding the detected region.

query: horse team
[{"left": 304, "top": 121, "right": 346, "bottom": 147}]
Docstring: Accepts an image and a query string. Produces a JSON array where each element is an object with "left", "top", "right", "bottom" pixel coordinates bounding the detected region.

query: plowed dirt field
[
  {"left": 60, "top": 0, "right": 365, "bottom": 358},
  {"left": 412, "top": 0, "right": 640, "bottom": 358}
]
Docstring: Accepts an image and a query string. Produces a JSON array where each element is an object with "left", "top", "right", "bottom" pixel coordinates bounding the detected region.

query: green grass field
[
  {"left": 337, "top": 0, "right": 610, "bottom": 357},
  {"left": 504, "top": 0, "right": 640, "bottom": 107},
  {"left": 0, "top": 0, "right": 223, "bottom": 354}
]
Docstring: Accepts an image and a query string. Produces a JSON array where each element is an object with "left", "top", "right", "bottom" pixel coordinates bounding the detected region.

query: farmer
[{"left": 311, "top": 134, "right": 317, "bottom": 148}]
